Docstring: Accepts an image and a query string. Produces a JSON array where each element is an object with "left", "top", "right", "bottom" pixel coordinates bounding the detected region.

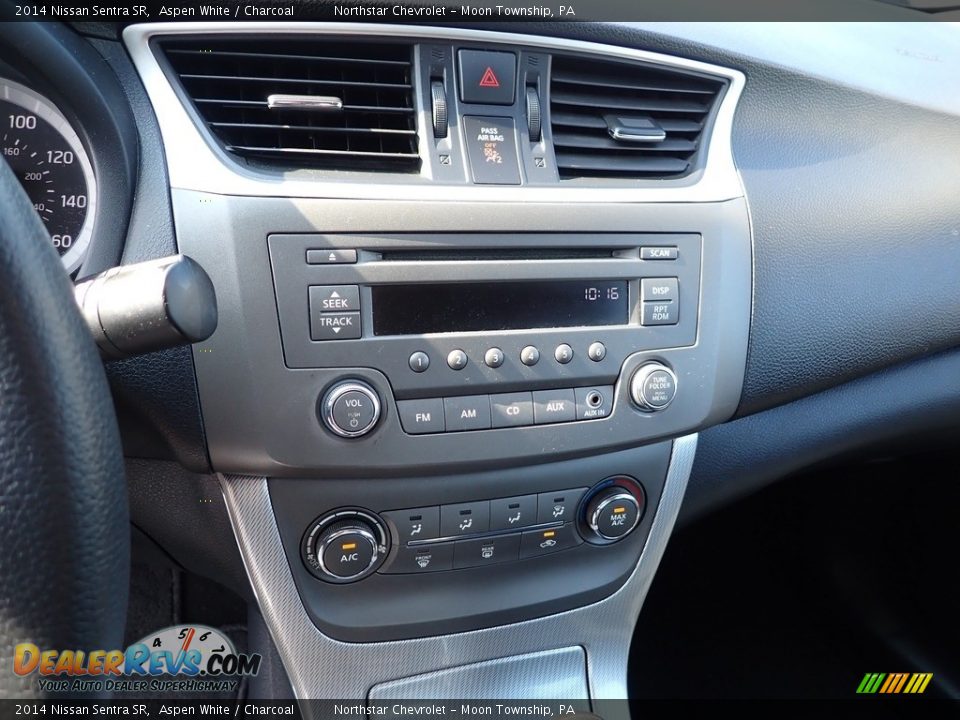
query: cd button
[
  {"left": 554, "top": 343, "right": 574, "bottom": 364},
  {"left": 447, "top": 349, "right": 468, "bottom": 370},
  {"left": 490, "top": 392, "right": 533, "bottom": 428}
]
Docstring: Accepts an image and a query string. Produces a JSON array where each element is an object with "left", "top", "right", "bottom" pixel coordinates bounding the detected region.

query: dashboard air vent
[
  {"left": 161, "top": 39, "right": 419, "bottom": 172},
  {"left": 550, "top": 55, "right": 724, "bottom": 180}
]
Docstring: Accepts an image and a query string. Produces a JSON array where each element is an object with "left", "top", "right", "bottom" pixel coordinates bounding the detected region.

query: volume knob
[
  {"left": 630, "top": 363, "right": 678, "bottom": 412},
  {"left": 320, "top": 381, "right": 382, "bottom": 438}
]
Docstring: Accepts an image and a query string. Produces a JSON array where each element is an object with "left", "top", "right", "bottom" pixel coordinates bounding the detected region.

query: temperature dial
[
  {"left": 582, "top": 483, "right": 644, "bottom": 543},
  {"left": 302, "top": 510, "right": 389, "bottom": 583}
]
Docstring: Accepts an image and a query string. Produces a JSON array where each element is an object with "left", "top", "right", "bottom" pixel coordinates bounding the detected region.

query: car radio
[{"left": 269, "top": 232, "right": 701, "bottom": 439}]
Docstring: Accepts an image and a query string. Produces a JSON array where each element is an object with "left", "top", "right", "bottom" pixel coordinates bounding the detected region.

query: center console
[{"left": 127, "top": 22, "right": 752, "bottom": 700}]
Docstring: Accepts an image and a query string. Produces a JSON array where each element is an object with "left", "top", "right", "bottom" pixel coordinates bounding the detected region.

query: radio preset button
[
  {"left": 447, "top": 349, "right": 468, "bottom": 370},
  {"left": 520, "top": 345, "right": 540, "bottom": 366},
  {"left": 489, "top": 494, "right": 537, "bottom": 531},
  {"left": 408, "top": 351, "right": 430, "bottom": 373},
  {"left": 397, "top": 398, "right": 445, "bottom": 435},
  {"left": 554, "top": 343, "right": 574, "bottom": 364},
  {"left": 484, "top": 347, "right": 505, "bottom": 368},
  {"left": 532, "top": 389, "right": 576, "bottom": 425},
  {"left": 443, "top": 395, "right": 492, "bottom": 432},
  {"left": 587, "top": 342, "right": 607, "bottom": 362},
  {"left": 490, "top": 392, "right": 533, "bottom": 428},
  {"left": 641, "top": 277, "right": 679, "bottom": 303}
]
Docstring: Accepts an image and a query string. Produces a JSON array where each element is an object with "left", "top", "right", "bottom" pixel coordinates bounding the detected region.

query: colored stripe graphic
[{"left": 857, "top": 672, "right": 932, "bottom": 694}]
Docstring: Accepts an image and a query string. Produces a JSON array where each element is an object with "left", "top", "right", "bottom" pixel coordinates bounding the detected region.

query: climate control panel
[{"left": 300, "top": 478, "right": 646, "bottom": 584}]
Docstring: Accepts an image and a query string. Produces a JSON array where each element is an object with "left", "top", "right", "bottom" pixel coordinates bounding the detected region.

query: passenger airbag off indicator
[{"left": 463, "top": 116, "right": 521, "bottom": 185}]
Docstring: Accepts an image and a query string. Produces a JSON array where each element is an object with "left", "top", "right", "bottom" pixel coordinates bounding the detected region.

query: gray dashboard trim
[
  {"left": 122, "top": 22, "right": 744, "bottom": 204},
  {"left": 219, "top": 433, "right": 696, "bottom": 700}
]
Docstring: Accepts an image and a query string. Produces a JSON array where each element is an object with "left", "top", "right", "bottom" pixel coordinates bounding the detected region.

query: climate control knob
[
  {"left": 320, "top": 380, "right": 381, "bottom": 438},
  {"left": 584, "top": 486, "right": 642, "bottom": 542},
  {"left": 630, "top": 363, "right": 678, "bottom": 412},
  {"left": 303, "top": 510, "right": 388, "bottom": 583}
]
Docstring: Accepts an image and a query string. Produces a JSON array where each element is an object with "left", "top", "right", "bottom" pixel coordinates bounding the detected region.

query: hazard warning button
[{"left": 458, "top": 49, "right": 516, "bottom": 105}]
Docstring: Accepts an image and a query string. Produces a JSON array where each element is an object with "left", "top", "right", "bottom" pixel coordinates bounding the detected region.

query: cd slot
[{"left": 377, "top": 248, "right": 632, "bottom": 262}]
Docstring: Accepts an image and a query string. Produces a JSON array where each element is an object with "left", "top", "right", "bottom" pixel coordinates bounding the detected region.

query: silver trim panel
[
  {"left": 122, "top": 23, "right": 745, "bottom": 203},
  {"left": 219, "top": 433, "right": 696, "bottom": 699}
]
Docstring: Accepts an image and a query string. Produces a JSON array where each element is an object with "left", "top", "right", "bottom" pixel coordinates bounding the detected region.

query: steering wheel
[{"left": 0, "top": 159, "right": 128, "bottom": 697}]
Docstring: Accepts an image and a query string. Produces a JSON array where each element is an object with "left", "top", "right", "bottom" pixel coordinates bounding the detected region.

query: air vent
[
  {"left": 550, "top": 55, "right": 724, "bottom": 180},
  {"left": 161, "top": 38, "right": 419, "bottom": 173}
]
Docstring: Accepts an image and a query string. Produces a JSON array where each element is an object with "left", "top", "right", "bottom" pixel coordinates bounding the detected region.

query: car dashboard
[{"left": 1, "top": 16, "right": 959, "bottom": 703}]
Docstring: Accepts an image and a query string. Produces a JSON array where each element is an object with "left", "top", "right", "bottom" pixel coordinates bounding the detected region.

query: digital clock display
[{"left": 372, "top": 280, "right": 630, "bottom": 336}]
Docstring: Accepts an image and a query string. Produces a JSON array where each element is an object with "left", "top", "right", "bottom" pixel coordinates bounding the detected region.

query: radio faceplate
[{"left": 269, "top": 233, "right": 701, "bottom": 399}]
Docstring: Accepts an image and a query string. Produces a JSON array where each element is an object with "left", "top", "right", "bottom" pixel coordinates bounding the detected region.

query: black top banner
[{"left": 0, "top": 0, "right": 951, "bottom": 22}]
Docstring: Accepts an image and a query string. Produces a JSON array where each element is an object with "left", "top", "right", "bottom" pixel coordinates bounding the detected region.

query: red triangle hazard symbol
[{"left": 479, "top": 67, "right": 500, "bottom": 88}]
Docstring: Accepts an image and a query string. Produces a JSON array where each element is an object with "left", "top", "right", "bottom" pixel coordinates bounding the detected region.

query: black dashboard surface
[{"left": 5, "top": 19, "right": 958, "bottom": 517}]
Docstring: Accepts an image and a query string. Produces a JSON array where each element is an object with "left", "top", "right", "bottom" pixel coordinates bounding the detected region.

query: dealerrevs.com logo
[{"left": 13, "top": 625, "right": 261, "bottom": 694}]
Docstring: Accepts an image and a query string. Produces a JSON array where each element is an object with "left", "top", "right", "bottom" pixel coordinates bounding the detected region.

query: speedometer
[{"left": 1, "top": 78, "right": 97, "bottom": 274}]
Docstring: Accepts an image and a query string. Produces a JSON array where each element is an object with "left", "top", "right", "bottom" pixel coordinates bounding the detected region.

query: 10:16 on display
[{"left": 584, "top": 286, "right": 620, "bottom": 302}]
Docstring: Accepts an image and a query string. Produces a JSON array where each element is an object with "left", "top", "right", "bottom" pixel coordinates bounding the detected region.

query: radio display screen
[{"left": 371, "top": 280, "right": 629, "bottom": 336}]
